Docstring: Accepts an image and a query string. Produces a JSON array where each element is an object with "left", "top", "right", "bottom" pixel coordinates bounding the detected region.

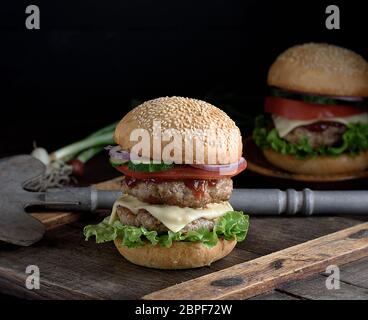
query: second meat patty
[
  {"left": 116, "top": 206, "right": 215, "bottom": 232},
  {"left": 283, "top": 122, "right": 347, "bottom": 148},
  {"left": 121, "top": 176, "right": 233, "bottom": 208}
]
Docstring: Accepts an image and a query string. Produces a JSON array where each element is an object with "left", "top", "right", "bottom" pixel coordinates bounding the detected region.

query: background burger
[
  {"left": 84, "top": 96, "right": 248, "bottom": 269},
  {"left": 253, "top": 43, "right": 368, "bottom": 175}
]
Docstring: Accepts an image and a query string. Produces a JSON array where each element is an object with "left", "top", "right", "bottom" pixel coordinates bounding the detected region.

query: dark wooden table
[{"left": 0, "top": 153, "right": 368, "bottom": 300}]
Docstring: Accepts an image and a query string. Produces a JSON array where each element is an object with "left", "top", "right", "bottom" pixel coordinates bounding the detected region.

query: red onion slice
[
  {"left": 330, "top": 96, "right": 364, "bottom": 102},
  {"left": 106, "top": 146, "right": 246, "bottom": 172},
  {"left": 288, "top": 89, "right": 364, "bottom": 102},
  {"left": 190, "top": 157, "right": 246, "bottom": 173},
  {"left": 106, "top": 145, "right": 130, "bottom": 161}
]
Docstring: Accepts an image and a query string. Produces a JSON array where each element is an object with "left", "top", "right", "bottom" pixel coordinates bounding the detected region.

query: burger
[
  {"left": 253, "top": 43, "right": 368, "bottom": 175},
  {"left": 84, "top": 96, "right": 248, "bottom": 269}
]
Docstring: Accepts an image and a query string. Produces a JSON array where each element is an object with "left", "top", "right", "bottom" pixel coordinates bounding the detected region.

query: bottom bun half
[
  {"left": 263, "top": 149, "right": 368, "bottom": 175},
  {"left": 114, "top": 238, "right": 237, "bottom": 269}
]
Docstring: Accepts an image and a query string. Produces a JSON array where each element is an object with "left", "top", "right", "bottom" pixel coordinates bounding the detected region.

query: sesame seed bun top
[
  {"left": 268, "top": 43, "right": 368, "bottom": 97},
  {"left": 114, "top": 96, "right": 243, "bottom": 165}
]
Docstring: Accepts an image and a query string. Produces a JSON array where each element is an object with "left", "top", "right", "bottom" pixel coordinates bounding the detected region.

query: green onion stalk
[{"left": 28, "top": 122, "right": 117, "bottom": 191}]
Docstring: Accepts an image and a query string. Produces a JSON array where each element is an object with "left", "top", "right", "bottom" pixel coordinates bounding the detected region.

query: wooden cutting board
[
  {"left": 30, "top": 177, "right": 122, "bottom": 229},
  {"left": 1, "top": 215, "right": 368, "bottom": 300}
]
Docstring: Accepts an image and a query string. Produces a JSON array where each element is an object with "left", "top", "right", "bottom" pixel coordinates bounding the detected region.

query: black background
[{"left": 0, "top": 1, "right": 367, "bottom": 156}]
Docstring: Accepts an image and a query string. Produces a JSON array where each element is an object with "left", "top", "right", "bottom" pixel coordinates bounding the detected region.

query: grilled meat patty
[
  {"left": 284, "top": 122, "right": 346, "bottom": 148},
  {"left": 116, "top": 206, "right": 215, "bottom": 232},
  {"left": 121, "top": 176, "right": 233, "bottom": 208}
]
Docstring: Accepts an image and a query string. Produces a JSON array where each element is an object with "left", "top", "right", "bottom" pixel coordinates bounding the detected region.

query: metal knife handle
[
  {"left": 307, "top": 190, "right": 368, "bottom": 215},
  {"left": 44, "top": 187, "right": 121, "bottom": 211},
  {"left": 230, "top": 189, "right": 368, "bottom": 215}
]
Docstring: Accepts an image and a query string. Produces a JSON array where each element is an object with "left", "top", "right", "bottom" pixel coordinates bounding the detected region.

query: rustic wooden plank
[
  {"left": 31, "top": 212, "right": 82, "bottom": 230},
  {"left": 239, "top": 216, "right": 367, "bottom": 255},
  {"left": 249, "top": 290, "right": 300, "bottom": 300},
  {"left": 143, "top": 222, "right": 368, "bottom": 300},
  {"left": 273, "top": 257, "right": 368, "bottom": 300},
  {"left": 0, "top": 267, "right": 96, "bottom": 300},
  {"left": 253, "top": 257, "right": 368, "bottom": 300},
  {"left": 30, "top": 178, "right": 122, "bottom": 230},
  {"left": 0, "top": 223, "right": 257, "bottom": 300},
  {"left": 322, "top": 256, "right": 368, "bottom": 289},
  {"left": 278, "top": 274, "right": 368, "bottom": 300}
]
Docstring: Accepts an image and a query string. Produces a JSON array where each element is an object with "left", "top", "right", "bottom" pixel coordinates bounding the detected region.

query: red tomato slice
[
  {"left": 115, "top": 160, "right": 247, "bottom": 180},
  {"left": 265, "top": 97, "right": 364, "bottom": 120}
]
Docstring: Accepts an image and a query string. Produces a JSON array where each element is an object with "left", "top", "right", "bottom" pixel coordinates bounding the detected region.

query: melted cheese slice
[
  {"left": 109, "top": 194, "right": 233, "bottom": 233},
  {"left": 273, "top": 113, "right": 368, "bottom": 137}
]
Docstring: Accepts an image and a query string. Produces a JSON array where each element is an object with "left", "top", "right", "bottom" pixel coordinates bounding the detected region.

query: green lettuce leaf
[
  {"left": 253, "top": 115, "right": 368, "bottom": 158},
  {"left": 83, "top": 218, "right": 117, "bottom": 243},
  {"left": 83, "top": 211, "right": 249, "bottom": 249},
  {"left": 214, "top": 211, "right": 248, "bottom": 242}
]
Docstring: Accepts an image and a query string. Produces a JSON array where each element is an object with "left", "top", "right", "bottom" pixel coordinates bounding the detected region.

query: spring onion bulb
[
  {"left": 27, "top": 122, "right": 117, "bottom": 190},
  {"left": 31, "top": 147, "right": 50, "bottom": 166}
]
